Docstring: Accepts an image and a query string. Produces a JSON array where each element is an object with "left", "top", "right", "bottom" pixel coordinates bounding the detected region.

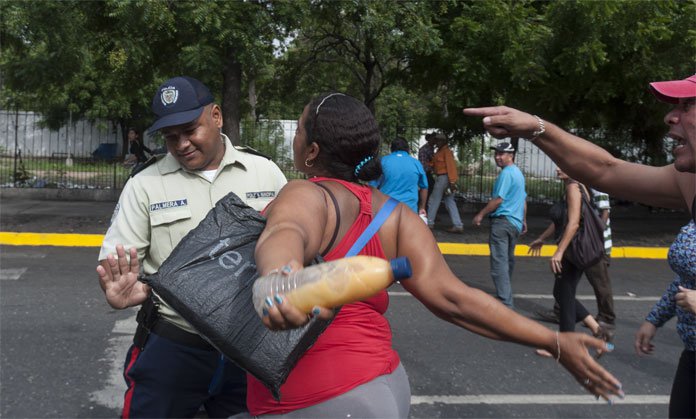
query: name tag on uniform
[
  {"left": 246, "top": 191, "right": 276, "bottom": 199},
  {"left": 149, "top": 199, "right": 188, "bottom": 212}
]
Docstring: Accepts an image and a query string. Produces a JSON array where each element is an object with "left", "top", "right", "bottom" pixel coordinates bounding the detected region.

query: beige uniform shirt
[{"left": 99, "top": 135, "right": 287, "bottom": 332}]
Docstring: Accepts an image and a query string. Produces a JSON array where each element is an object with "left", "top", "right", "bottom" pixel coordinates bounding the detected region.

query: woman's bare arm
[
  {"left": 463, "top": 106, "right": 688, "bottom": 209},
  {"left": 557, "top": 183, "right": 581, "bottom": 255},
  {"left": 255, "top": 181, "right": 328, "bottom": 274}
]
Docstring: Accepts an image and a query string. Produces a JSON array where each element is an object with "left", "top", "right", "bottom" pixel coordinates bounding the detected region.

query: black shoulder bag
[{"left": 564, "top": 185, "right": 606, "bottom": 270}]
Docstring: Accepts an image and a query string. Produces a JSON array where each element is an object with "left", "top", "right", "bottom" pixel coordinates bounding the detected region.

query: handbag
[{"left": 564, "top": 185, "right": 606, "bottom": 270}]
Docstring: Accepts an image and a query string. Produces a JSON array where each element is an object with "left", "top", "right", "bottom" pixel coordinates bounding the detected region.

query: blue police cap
[{"left": 147, "top": 76, "right": 214, "bottom": 134}]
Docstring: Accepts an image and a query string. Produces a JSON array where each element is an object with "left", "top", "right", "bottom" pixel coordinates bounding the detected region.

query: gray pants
[
  {"left": 489, "top": 216, "right": 520, "bottom": 308},
  {"left": 243, "top": 363, "right": 411, "bottom": 418},
  {"left": 427, "top": 174, "right": 462, "bottom": 228}
]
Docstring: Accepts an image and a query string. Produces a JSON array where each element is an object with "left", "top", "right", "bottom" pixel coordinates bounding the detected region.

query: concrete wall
[{"left": 0, "top": 110, "right": 123, "bottom": 158}]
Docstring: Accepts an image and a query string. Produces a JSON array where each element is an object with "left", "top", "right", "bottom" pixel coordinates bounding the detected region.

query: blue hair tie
[{"left": 354, "top": 156, "right": 374, "bottom": 177}]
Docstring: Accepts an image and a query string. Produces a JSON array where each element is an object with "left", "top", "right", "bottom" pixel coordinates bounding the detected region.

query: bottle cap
[{"left": 390, "top": 257, "right": 412, "bottom": 280}]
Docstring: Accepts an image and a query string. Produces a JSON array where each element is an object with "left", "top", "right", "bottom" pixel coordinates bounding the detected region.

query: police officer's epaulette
[
  {"left": 129, "top": 154, "right": 164, "bottom": 178},
  {"left": 234, "top": 145, "right": 271, "bottom": 160}
]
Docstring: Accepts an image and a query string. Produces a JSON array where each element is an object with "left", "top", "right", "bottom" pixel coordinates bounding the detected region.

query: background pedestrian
[
  {"left": 536, "top": 188, "right": 616, "bottom": 332},
  {"left": 426, "top": 133, "right": 463, "bottom": 233},
  {"left": 371, "top": 137, "right": 429, "bottom": 218},
  {"left": 528, "top": 168, "right": 614, "bottom": 358},
  {"left": 472, "top": 142, "right": 527, "bottom": 308}
]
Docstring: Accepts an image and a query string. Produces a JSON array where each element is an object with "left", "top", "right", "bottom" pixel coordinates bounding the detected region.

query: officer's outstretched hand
[{"left": 97, "top": 244, "right": 151, "bottom": 309}]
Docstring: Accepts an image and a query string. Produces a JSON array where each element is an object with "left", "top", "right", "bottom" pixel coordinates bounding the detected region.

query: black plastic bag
[{"left": 141, "top": 191, "right": 332, "bottom": 400}]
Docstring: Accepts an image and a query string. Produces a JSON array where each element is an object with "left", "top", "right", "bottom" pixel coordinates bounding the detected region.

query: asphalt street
[{"left": 0, "top": 197, "right": 690, "bottom": 418}]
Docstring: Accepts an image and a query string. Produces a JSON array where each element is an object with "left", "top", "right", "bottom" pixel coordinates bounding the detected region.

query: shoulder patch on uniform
[
  {"left": 129, "top": 155, "right": 165, "bottom": 178},
  {"left": 235, "top": 145, "right": 271, "bottom": 160}
]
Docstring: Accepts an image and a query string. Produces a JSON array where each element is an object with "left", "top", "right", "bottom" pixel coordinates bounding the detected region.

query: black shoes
[
  {"left": 593, "top": 321, "right": 615, "bottom": 343},
  {"left": 535, "top": 309, "right": 560, "bottom": 324}
]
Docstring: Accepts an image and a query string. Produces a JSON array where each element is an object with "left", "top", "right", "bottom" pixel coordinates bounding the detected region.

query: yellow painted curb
[
  {"left": 437, "top": 243, "right": 668, "bottom": 259},
  {"left": 0, "top": 232, "right": 104, "bottom": 247},
  {"left": 0, "top": 232, "right": 669, "bottom": 259}
]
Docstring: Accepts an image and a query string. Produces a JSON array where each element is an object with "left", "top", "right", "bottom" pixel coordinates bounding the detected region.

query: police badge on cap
[
  {"left": 147, "top": 76, "right": 214, "bottom": 134},
  {"left": 160, "top": 87, "right": 179, "bottom": 107}
]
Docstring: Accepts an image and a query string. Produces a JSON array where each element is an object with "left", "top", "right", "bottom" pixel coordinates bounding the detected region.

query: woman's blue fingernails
[
  {"left": 618, "top": 391, "right": 625, "bottom": 400},
  {"left": 281, "top": 265, "right": 292, "bottom": 274},
  {"left": 274, "top": 294, "right": 283, "bottom": 304},
  {"left": 606, "top": 342, "right": 614, "bottom": 351},
  {"left": 262, "top": 308, "right": 269, "bottom": 316},
  {"left": 607, "top": 398, "right": 613, "bottom": 406},
  {"left": 265, "top": 297, "right": 273, "bottom": 307},
  {"left": 312, "top": 307, "right": 321, "bottom": 316}
]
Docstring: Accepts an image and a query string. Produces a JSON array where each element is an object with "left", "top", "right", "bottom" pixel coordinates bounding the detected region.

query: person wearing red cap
[{"left": 464, "top": 74, "right": 695, "bottom": 419}]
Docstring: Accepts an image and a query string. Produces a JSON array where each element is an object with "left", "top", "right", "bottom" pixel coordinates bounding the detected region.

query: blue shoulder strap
[{"left": 346, "top": 197, "right": 399, "bottom": 257}]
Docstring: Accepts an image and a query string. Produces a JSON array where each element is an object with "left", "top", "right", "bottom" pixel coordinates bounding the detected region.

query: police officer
[{"left": 96, "top": 76, "right": 287, "bottom": 418}]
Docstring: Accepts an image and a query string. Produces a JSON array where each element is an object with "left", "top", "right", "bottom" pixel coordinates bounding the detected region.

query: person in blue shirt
[
  {"left": 371, "top": 137, "right": 429, "bottom": 217},
  {"left": 473, "top": 142, "right": 527, "bottom": 308}
]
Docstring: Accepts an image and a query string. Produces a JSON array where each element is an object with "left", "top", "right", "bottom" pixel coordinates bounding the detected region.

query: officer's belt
[{"left": 151, "top": 320, "right": 216, "bottom": 351}]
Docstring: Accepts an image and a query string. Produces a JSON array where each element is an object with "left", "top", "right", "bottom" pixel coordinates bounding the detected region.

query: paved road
[
  {"left": 0, "top": 198, "right": 689, "bottom": 418},
  {"left": 0, "top": 247, "right": 682, "bottom": 418}
]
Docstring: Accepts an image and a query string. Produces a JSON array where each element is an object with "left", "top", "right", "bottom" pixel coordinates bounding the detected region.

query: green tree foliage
[
  {"left": 1, "top": 0, "right": 692, "bottom": 164},
  {"left": 536, "top": 0, "right": 695, "bottom": 164},
  {"left": 170, "top": 1, "right": 295, "bottom": 143},
  {"left": 0, "top": 0, "right": 293, "bottom": 145},
  {"left": 275, "top": 0, "right": 442, "bottom": 114},
  {"left": 1, "top": 0, "right": 178, "bottom": 149},
  {"left": 427, "top": 0, "right": 694, "bottom": 164}
]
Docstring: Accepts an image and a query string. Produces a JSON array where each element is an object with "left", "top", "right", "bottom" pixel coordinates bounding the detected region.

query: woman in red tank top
[{"left": 251, "top": 93, "right": 624, "bottom": 417}]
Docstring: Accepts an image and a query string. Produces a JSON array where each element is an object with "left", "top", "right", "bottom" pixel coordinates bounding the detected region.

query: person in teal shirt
[
  {"left": 371, "top": 138, "right": 429, "bottom": 215},
  {"left": 473, "top": 142, "right": 527, "bottom": 307}
]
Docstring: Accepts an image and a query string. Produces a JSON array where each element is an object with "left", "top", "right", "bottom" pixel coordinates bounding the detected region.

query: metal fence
[{"left": 0, "top": 110, "right": 563, "bottom": 203}]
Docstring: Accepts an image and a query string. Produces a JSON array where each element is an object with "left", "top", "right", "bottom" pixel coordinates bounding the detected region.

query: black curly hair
[
  {"left": 303, "top": 93, "right": 382, "bottom": 182},
  {"left": 390, "top": 137, "right": 409, "bottom": 153}
]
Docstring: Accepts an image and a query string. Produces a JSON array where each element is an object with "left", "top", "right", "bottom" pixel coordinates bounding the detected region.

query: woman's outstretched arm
[{"left": 463, "top": 106, "right": 688, "bottom": 210}]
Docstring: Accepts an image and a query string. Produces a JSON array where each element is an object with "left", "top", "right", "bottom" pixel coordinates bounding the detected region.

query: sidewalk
[{"left": 0, "top": 197, "right": 689, "bottom": 247}]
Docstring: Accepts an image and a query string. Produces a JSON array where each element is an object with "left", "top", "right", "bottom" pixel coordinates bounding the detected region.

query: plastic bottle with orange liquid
[{"left": 252, "top": 255, "right": 412, "bottom": 316}]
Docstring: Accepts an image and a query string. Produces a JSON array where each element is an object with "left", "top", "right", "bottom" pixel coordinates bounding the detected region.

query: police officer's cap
[{"left": 147, "top": 76, "right": 214, "bottom": 135}]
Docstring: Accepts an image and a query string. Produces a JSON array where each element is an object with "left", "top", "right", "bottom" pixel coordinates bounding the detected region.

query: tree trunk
[
  {"left": 222, "top": 47, "right": 243, "bottom": 146},
  {"left": 248, "top": 76, "right": 257, "bottom": 121},
  {"left": 363, "top": 62, "right": 376, "bottom": 115}
]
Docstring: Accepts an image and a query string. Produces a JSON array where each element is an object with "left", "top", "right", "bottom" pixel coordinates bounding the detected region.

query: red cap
[{"left": 649, "top": 74, "right": 696, "bottom": 104}]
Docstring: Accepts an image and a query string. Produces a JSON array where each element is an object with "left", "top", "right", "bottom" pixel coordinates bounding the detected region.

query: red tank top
[{"left": 246, "top": 178, "right": 400, "bottom": 415}]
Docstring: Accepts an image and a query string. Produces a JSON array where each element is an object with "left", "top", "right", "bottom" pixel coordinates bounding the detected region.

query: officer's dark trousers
[{"left": 122, "top": 332, "right": 246, "bottom": 418}]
